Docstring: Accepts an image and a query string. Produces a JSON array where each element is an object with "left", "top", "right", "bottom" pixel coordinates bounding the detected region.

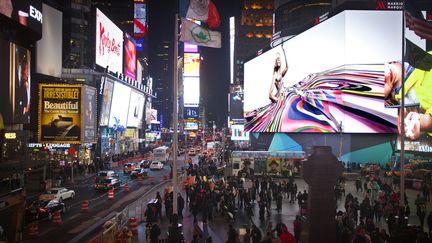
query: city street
[{"left": 24, "top": 153, "right": 197, "bottom": 242}]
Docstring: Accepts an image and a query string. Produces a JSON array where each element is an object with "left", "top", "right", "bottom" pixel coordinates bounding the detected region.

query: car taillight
[
  {"left": 39, "top": 208, "right": 46, "bottom": 213},
  {"left": 51, "top": 195, "right": 55, "bottom": 200}
]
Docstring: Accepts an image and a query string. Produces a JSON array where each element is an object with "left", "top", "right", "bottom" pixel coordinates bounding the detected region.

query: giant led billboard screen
[
  {"left": 39, "top": 84, "right": 82, "bottom": 143},
  {"left": 230, "top": 84, "right": 243, "bottom": 120},
  {"left": 96, "top": 8, "right": 123, "bottom": 75},
  {"left": 387, "top": 10, "right": 431, "bottom": 153},
  {"left": 124, "top": 32, "right": 137, "bottom": 80},
  {"left": 184, "top": 53, "right": 200, "bottom": 77},
  {"left": 82, "top": 85, "right": 97, "bottom": 143},
  {"left": 109, "top": 82, "right": 131, "bottom": 129},
  {"left": 244, "top": 10, "right": 401, "bottom": 133},
  {"left": 184, "top": 76, "right": 200, "bottom": 107},
  {"left": 0, "top": 40, "right": 31, "bottom": 124},
  {"left": 127, "top": 90, "right": 145, "bottom": 128}
]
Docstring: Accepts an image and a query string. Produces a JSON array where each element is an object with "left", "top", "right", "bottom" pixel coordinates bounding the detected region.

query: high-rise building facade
[{"left": 235, "top": 0, "right": 273, "bottom": 85}]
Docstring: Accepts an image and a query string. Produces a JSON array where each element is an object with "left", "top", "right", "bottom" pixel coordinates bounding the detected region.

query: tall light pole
[{"left": 172, "top": 14, "right": 179, "bottom": 219}]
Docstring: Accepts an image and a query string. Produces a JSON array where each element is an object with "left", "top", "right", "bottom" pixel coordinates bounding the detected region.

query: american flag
[{"left": 405, "top": 2, "right": 432, "bottom": 40}]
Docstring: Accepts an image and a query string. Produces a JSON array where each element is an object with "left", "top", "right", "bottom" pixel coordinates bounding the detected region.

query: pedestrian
[
  {"left": 243, "top": 227, "right": 251, "bottom": 243},
  {"left": 415, "top": 194, "right": 427, "bottom": 230},
  {"left": 356, "top": 177, "right": 362, "bottom": 192},
  {"left": 279, "top": 224, "right": 296, "bottom": 243},
  {"left": 251, "top": 224, "right": 262, "bottom": 243},
  {"left": 427, "top": 211, "right": 432, "bottom": 236},
  {"left": 150, "top": 223, "right": 161, "bottom": 243},
  {"left": 293, "top": 215, "right": 301, "bottom": 243},
  {"left": 177, "top": 193, "right": 185, "bottom": 219}
]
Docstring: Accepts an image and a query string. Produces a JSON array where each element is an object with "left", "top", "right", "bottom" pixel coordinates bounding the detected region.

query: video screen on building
[
  {"left": 124, "top": 32, "right": 137, "bottom": 80},
  {"left": 99, "top": 77, "right": 114, "bottom": 126},
  {"left": 109, "top": 82, "right": 131, "bottom": 129},
  {"left": 185, "top": 122, "right": 198, "bottom": 130},
  {"left": 82, "top": 85, "right": 97, "bottom": 143},
  {"left": 0, "top": 0, "right": 43, "bottom": 34},
  {"left": 127, "top": 90, "right": 145, "bottom": 128},
  {"left": 39, "top": 84, "right": 82, "bottom": 143},
  {"left": 230, "top": 84, "right": 243, "bottom": 120},
  {"left": 184, "top": 107, "right": 199, "bottom": 119},
  {"left": 184, "top": 76, "right": 200, "bottom": 107},
  {"left": 184, "top": 53, "right": 200, "bottom": 77},
  {"left": 96, "top": 8, "right": 123, "bottom": 75},
  {"left": 389, "top": 10, "right": 432, "bottom": 152},
  {"left": 0, "top": 40, "right": 31, "bottom": 124},
  {"left": 244, "top": 10, "right": 401, "bottom": 133},
  {"left": 231, "top": 124, "right": 249, "bottom": 141}
]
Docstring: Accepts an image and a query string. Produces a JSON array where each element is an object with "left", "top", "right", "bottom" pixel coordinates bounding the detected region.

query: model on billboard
[
  {"left": 269, "top": 43, "right": 288, "bottom": 103},
  {"left": 245, "top": 64, "right": 398, "bottom": 133},
  {"left": 15, "top": 46, "right": 30, "bottom": 118}
]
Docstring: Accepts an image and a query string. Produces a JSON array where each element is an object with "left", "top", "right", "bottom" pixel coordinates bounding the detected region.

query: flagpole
[
  {"left": 172, "top": 13, "right": 179, "bottom": 220},
  {"left": 399, "top": 1, "right": 406, "bottom": 210}
]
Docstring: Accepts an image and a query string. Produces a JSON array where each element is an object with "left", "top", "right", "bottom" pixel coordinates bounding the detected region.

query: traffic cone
[
  {"left": 81, "top": 200, "right": 89, "bottom": 213},
  {"left": 149, "top": 176, "right": 154, "bottom": 185},
  {"left": 52, "top": 210, "right": 62, "bottom": 225},
  {"left": 124, "top": 183, "right": 130, "bottom": 192},
  {"left": 28, "top": 221, "right": 38, "bottom": 238},
  {"left": 108, "top": 189, "right": 114, "bottom": 199},
  {"left": 129, "top": 217, "right": 138, "bottom": 235}
]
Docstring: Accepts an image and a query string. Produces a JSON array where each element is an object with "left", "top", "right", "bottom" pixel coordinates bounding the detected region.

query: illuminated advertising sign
[
  {"left": 109, "top": 82, "right": 131, "bottom": 129},
  {"left": 39, "top": 84, "right": 82, "bottom": 143},
  {"left": 82, "top": 86, "right": 96, "bottom": 143},
  {"left": 230, "top": 17, "right": 235, "bottom": 84},
  {"left": 231, "top": 124, "right": 249, "bottom": 141},
  {"left": 184, "top": 43, "right": 198, "bottom": 53},
  {"left": 95, "top": 8, "right": 123, "bottom": 75},
  {"left": 229, "top": 85, "right": 243, "bottom": 120},
  {"left": 151, "top": 109, "right": 158, "bottom": 122},
  {"left": 0, "top": 40, "right": 31, "bottom": 124},
  {"left": 184, "top": 53, "right": 200, "bottom": 77},
  {"left": 244, "top": 10, "right": 401, "bottom": 133},
  {"left": 0, "top": 0, "right": 43, "bottom": 34},
  {"left": 134, "top": 3, "right": 147, "bottom": 37},
  {"left": 388, "top": 10, "right": 431, "bottom": 153},
  {"left": 99, "top": 77, "right": 114, "bottom": 126},
  {"left": 184, "top": 107, "right": 199, "bottom": 119},
  {"left": 127, "top": 90, "right": 145, "bottom": 128},
  {"left": 184, "top": 77, "right": 200, "bottom": 107},
  {"left": 124, "top": 32, "right": 137, "bottom": 80},
  {"left": 185, "top": 122, "right": 198, "bottom": 130}
]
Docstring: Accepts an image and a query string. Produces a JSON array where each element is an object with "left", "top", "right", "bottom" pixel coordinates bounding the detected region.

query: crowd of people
[{"left": 336, "top": 165, "right": 432, "bottom": 243}]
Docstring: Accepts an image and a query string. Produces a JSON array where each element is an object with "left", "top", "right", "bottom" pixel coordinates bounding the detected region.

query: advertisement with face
[
  {"left": 39, "top": 84, "right": 81, "bottom": 143},
  {"left": 0, "top": 40, "right": 31, "bottom": 124},
  {"left": 267, "top": 158, "right": 281, "bottom": 174},
  {"left": 244, "top": 10, "right": 401, "bottom": 133},
  {"left": 184, "top": 76, "right": 200, "bottom": 107},
  {"left": 82, "top": 86, "right": 96, "bottom": 143},
  {"left": 151, "top": 109, "right": 158, "bottom": 122},
  {"left": 96, "top": 8, "right": 123, "bottom": 75},
  {"left": 127, "top": 90, "right": 145, "bottom": 128},
  {"left": 124, "top": 32, "right": 137, "bottom": 80},
  {"left": 109, "top": 82, "right": 131, "bottom": 129},
  {"left": 99, "top": 77, "right": 114, "bottom": 126}
]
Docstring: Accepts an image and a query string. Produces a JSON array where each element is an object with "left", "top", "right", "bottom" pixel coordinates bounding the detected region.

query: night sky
[{"left": 148, "top": 0, "right": 242, "bottom": 129}]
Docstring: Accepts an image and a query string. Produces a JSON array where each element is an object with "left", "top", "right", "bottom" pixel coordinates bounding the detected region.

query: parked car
[
  {"left": 177, "top": 148, "right": 185, "bottom": 155},
  {"left": 94, "top": 177, "right": 121, "bottom": 191},
  {"left": 130, "top": 168, "right": 149, "bottom": 178},
  {"left": 96, "top": 170, "right": 119, "bottom": 179},
  {"left": 39, "top": 187, "right": 75, "bottom": 202},
  {"left": 123, "top": 163, "right": 138, "bottom": 174},
  {"left": 150, "top": 161, "right": 164, "bottom": 170},
  {"left": 26, "top": 200, "right": 66, "bottom": 221},
  {"left": 139, "top": 160, "right": 151, "bottom": 169}
]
